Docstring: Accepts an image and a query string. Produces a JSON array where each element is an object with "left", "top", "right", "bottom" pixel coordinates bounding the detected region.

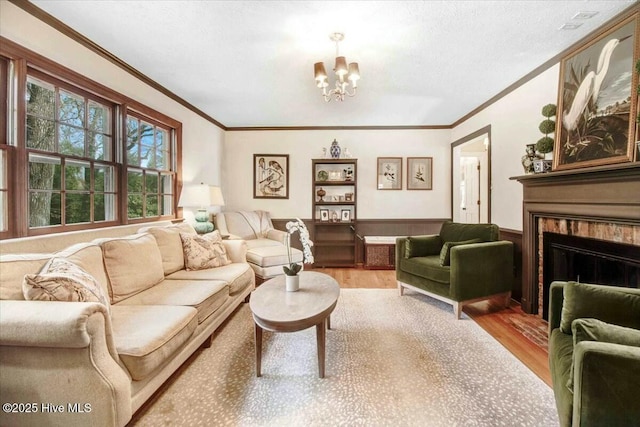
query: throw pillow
[
  {"left": 404, "top": 235, "right": 442, "bottom": 258},
  {"left": 439, "top": 238, "right": 482, "bottom": 266},
  {"left": 180, "top": 230, "right": 232, "bottom": 271},
  {"left": 22, "top": 257, "right": 110, "bottom": 313},
  {"left": 560, "top": 282, "right": 640, "bottom": 334},
  {"left": 567, "top": 318, "right": 640, "bottom": 391}
]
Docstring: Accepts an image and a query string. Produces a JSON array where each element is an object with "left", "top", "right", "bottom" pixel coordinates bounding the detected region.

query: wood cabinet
[{"left": 312, "top": 159, "right": 357, "bottom": 267}]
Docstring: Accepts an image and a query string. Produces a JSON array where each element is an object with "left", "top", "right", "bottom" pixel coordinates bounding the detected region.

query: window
[
  {"left": 126, "top": 113, "right": 174, "bottom": 220},
  {"left": 0, "top": 38, "right": 182, "bottom": 237},
  {"left": 26, "top": 74, "right": 117, "bottom": 229},
  {"left": 0, "top": 56, "right": 9, "bottom": 235}
]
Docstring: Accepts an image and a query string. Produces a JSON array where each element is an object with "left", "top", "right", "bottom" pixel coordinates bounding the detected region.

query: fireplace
[
  {"left": 541, "top": 232, "right": 640, "bottom": 320},
  {"left": 514, "top": 163, "right": 640, "bottom": 316}
]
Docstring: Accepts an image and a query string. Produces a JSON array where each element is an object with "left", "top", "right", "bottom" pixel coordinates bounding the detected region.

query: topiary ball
[
  {"left": 536, "top": 136, "right": 554, "bottom": 153},
  {"left": 541, "top": 104, "right": 557, "bottom": 118},
  {"left": 538, "top": 119, "right": 556, "bottom": 135}
]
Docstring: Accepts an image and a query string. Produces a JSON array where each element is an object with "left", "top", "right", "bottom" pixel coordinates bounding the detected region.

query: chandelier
[{"left": 313, "top": 33, "right": 360, "bottom": 102}]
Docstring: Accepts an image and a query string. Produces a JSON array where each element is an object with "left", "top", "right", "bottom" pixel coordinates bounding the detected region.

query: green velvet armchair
[
  {"left": 548, "top": 281, "right": 640, "bottom": 427},
  {"left": 395, "top": 221, "right": 514, "bottom": 318}
]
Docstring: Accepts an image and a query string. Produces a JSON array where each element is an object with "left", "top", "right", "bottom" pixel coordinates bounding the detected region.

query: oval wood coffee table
[{"left": 249, "top": 271, "right": 340, "bottom": 378}]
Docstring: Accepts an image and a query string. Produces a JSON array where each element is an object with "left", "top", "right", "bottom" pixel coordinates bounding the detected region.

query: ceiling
[{"left": 30, "top": 0, "right": 637, "bottom": 129}]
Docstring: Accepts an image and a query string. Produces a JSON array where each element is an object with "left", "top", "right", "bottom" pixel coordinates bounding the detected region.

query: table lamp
[{"left": 178, "top": 183, "right": 220, "bottom": 234}]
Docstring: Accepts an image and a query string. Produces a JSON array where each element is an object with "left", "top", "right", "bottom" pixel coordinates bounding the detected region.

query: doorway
[{"left": 451, "top": 126, "right": 491, "bottom": 224}]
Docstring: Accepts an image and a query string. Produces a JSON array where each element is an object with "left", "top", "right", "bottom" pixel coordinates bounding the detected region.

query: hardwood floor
[{"left": 314, "top": 267, "right": 552, "bottom": 387}]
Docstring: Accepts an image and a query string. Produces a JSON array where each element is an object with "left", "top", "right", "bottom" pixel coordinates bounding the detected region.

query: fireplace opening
[{"left": 541, "top": 232, "right": 640, "bottom": 320}]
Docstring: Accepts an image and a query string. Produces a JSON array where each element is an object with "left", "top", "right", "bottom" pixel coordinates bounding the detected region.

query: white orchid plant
[{"left": 283, "top": 218, "right": 314, "bottom": 276}]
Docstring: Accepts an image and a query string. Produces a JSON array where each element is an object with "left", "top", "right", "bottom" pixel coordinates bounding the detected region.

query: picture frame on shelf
[
  {"left": 554, "top": 15, "right": 638, "bottom": 171},
  {"left": 253, "top": 154, "right": 289, "bottom": 199},
  {"left": 319, "top": 209, "right": 329, "bottom": 222},
  {"left": 345, "top": 192, "right": 354, "bottom": 201},
  {"left": 341, "top": 209, "right": 351, "bottom": 222},
  {"left": 407, "top": 157, "right": 433, "bottom": 190},
  {"left": 331, "top": 211, "right": 340, "bottom": 222},
  {"left": 377, "top": 157, "right": 402, "bottom": 190}
]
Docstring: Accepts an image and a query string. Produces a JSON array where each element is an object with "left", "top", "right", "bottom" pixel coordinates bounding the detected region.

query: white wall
[
  {"left": 224, "top": 129, "right": 451, "bottom": 219},
  {"left": 0, "top": 2, "right": 225, "bottom": 222},
  {"left": 451, "top": 65, "right": 560, "bottom": 231}
]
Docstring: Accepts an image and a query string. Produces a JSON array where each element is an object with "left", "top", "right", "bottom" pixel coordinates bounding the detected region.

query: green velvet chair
[
  {"left": 395, "top": 221, "right": 514, "bottom": 318},
  {"left": 548, "top": 281, "right": 640, "bottom": 427}
]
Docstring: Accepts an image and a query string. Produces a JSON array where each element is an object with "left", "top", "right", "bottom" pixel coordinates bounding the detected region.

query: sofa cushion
[
  {"left": 54, "top": 242, "right": 110, "bottom": 299},
  {"left": 567, "top": 318, "right": 640, "bottom": 391},
  {"left": 0, "top": 253, "right": 52, "bottom": 300},
  {"left": 110, "top": 305, "right": 198, "bottom": 381},
  {"left": 560, "top": 282, "right": 640, "bottom": 334},
  {"left": 180, "top": 231, "right": 231, "bottom": 271},
  {"left": 439, "top": 221, "right": 498, "bottom": 243},
  {"left": 404, "top": 235, "right": 442, "bottom": 258},
  {"left": 245, "top": 238, "right": 282, "bottom": 250},
  {"left": 166, "top": 263, "right": 254, "bottom": 296},
  {"left": 400, "top": 256, "right": 450, "bottom": 284},
  {"left": 246, "top": 244, "right": 303, "bottom": 268},
  {"left": 96, "top": 233, "right": 165, "bottom": 304},
  {"left": 117, "top": 279, "right": 229, "bottom": 324},
  {"left": 22, "top": 258, "right": 111, "bottom": 313},
  {"left": 438, "top": 238, "right": 482, "bottom": 266},
  {"left": 139, "top": 223, "right": 197, "bottom": 275}
]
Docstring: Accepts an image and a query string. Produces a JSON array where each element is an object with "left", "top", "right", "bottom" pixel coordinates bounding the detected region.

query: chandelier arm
[{"left": 344, "top": 87, "right": 357, "bottom": 97}]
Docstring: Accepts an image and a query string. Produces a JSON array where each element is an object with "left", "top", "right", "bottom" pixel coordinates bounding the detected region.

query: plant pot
[
  {"left": 285, "top": 274, "right": 300, "bottom": 292},
  {"left": 544, "top": 151, "right": 553, "bottom": 161}
]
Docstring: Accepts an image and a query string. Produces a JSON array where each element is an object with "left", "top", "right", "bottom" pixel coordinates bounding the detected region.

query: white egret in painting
[{"left": 562, "top": 35, "right": 630, "bottom": 144}]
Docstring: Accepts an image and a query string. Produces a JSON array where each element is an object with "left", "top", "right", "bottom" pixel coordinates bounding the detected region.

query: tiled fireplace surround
[
  {"left": 515, "top": 163, "right": 640, "bottom": 316},
  {"left": 536, "top": 217, "right": 640, "bottom": 315}
]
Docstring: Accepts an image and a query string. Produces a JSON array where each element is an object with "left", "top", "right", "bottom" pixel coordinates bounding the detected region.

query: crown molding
[{"left": 226, "top": 125, "right": 452, "bottom": 131}]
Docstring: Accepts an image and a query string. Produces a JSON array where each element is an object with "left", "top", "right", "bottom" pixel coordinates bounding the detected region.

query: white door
[
  {"left": 459, "top": 156, "right": 480, "bottom": 223},
  {"left": 452, "top": 130, "right": 490, "bottom": 224}
]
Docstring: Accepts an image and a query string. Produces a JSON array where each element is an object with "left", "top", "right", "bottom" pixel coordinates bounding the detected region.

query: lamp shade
[
  {"left": 314, "top": 62, "right": 327, "bottom": 82},
  {"left": 209, "top": 186, "right": 225, "bottom": 206},
  {"left": 334, "top": 56, "right": 348, "bottom": 76},
  {"left": 178, "top": 183, "right": 211, "bottom": 208},
  {"left": 348, "top": 63, "right": 360, "bottom": 81}
]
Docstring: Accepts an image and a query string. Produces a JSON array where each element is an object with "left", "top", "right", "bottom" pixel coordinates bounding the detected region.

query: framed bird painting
[
  {"left": 554, "top": 13, "right": 639, "bottom": 171},
  {"left": 253, "top": 154, "right": 289, "bottom": 199}
]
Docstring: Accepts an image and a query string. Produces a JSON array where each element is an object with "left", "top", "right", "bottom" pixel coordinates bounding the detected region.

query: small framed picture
[
  {"left": 319, "top": 209, "right": 329, "bottom": 222},
  {"left": 407, "top": 157, "right": 433, "bottom": 190},
  {"left": 377, "top": 157, "right": 402, "bottom": 190},
  {"left": 341, "top": 209, "right": 351, "bottom": 222},
  {"left": 345, "top": 192, "right": 353, "bottom": 201}
]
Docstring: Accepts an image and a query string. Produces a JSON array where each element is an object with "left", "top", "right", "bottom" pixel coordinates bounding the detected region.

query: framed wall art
[
  {"left": 341, "top": 209, "right": 351, "bottom": 222},
  {"left": 319, "top": 209, "right": 329, "bottom": 222},
  {"left": 253, "top": 154, "right": 289, "bottom": 199},
  {"left": 377, "top": 157, "right": 402, "bottom": 190},
  {"left": 407, "top": 157, "right": 433, "bottom": 190},
  {"left": 554, "top": 14, "right": 639, "bottom": 171}
]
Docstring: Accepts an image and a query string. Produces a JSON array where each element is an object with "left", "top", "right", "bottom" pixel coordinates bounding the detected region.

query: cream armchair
[{"left": 215, "top": 210, "right": 303, "bottom": 283}]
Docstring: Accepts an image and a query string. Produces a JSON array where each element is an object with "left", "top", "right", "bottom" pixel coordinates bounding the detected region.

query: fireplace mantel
[{"left": 512, "top": 162, "right": 640, "bottom": 314}]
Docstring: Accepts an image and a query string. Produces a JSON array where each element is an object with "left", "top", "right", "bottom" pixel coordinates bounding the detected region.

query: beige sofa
[
  {"left": 0, "top": 221, "right": 255, "bottom": 427},
  {"left": 215, "top": 210, "right": 302, "bottom": 283}
]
